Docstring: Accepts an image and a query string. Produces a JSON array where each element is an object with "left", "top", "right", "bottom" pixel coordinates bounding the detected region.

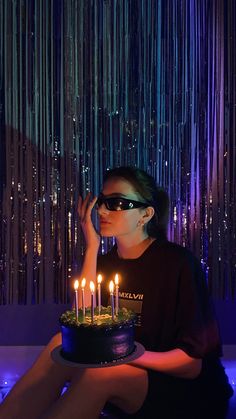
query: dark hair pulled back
[{"left": 103, "top": 166, "right": 169, "bottom": 241}]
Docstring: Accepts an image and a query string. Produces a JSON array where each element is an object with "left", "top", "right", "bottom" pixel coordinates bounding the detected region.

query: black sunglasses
[{"left": 96, "top": 195, "right": 150, "bottom": 211}]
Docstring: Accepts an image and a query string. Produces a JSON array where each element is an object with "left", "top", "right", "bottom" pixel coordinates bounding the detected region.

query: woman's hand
[{"left": 78, "top": 193, "right": 100, "bottom": 250}]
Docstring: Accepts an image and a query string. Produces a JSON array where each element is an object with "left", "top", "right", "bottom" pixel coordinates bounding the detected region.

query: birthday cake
[{"left": 59, "top": 306, "right": 136, "bottom": 364}]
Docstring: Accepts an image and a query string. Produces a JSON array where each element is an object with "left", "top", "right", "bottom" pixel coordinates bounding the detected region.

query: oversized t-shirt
[
  {"left": 97, "top": 239, "right": 221, "bottom": 359},
  {"left": 97, "top": 239, "right": 233, "bottom": 410}
]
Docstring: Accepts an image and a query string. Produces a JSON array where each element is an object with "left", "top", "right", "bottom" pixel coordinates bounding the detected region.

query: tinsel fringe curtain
[{"left": 0, "top": 0, "right": 235, "bottom": 304}]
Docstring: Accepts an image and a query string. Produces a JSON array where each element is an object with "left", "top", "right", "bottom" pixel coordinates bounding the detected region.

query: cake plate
[{"left": 51, "top": 342, "right": 145, "bottom": 368}]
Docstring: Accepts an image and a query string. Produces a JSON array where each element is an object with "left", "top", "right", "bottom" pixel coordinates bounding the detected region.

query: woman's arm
[
  {"left": 129, "top": 348, "right": 202, "bottom": 379},
  {"left": 77, "top": 193, "right": 100, "bottom": 307}
]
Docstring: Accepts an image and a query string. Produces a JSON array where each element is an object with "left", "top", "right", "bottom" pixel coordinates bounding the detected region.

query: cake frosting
[{"left": 59, "top": 306, "right": 136, "bottom": 364}]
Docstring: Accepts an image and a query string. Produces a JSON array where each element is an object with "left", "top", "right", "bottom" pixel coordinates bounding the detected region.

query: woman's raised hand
[{"left": 78, "top": 193, "right": 100, "bottom": 250}]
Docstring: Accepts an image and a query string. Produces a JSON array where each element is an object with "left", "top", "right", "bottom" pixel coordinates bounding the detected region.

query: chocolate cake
[{"left": 59, "top": 306, "right": 136, "bottom": 364}]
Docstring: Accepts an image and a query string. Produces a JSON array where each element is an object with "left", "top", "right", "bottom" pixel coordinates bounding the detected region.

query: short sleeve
[{"left": 174, "top": 252, "right": 222, "bottom": 359}]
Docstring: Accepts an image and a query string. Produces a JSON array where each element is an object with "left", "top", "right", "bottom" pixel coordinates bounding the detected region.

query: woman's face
[{"left": 97, "top": 177, "right": 147, "bottom": 239}]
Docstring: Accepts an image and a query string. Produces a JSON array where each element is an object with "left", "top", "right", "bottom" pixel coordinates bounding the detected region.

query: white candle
[
  {"left": 81, "top": 278, "right": 86, "bottom": 317},
  {"left": 97, "top": 274, "right": 102, "bottom": 315},
  {"left": 90, "top": 281, "right": 95, "bottom": 322},
  {"left": 74, "top": 279, "right": 79, "bottom": 321},
  {"left": 109, "top": 280, "right": 115, "bottom": 321},
  {"left": 114, "top": 273, "right": 119, "bottom": 316}
]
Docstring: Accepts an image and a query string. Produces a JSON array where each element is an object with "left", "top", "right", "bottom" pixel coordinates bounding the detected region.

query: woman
[{"left": 0, "top": 166, "right": 233, "bottom": 419}]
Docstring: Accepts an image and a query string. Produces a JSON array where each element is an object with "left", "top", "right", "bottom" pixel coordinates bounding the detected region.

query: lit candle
[
  {"left": 97, "top": 274, "right": 102, "bottom": 315},
  {"left": 81, "top": 278, "right": 86, "bottom": 317},
  {"left": 114, "top": 273, "right": 119, "bottom": 316},
  {"left": 74, "top": 279, "right": 79, "bottom": 321},
  {"left": 109, "top": 280, "right": 115, "bottom": 321},
  {"left": 90, "top": 281, "right": 95, "bottom": 322}
]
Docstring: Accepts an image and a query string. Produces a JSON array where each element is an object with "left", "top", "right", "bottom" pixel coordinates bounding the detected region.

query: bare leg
[
  {"left": 0, "top": 333, "right": 75, "bottom": 419},
  {"left": 40, "top": 363, "right": 148, "bottom": 419},
  {"left": 0, "top": 333, "right": 148, "bottom": 419}
]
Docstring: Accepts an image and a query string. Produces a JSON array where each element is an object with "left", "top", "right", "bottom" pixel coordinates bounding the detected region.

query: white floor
[{"left": 0, "top": 346, "right": 44, "bottom": 402}]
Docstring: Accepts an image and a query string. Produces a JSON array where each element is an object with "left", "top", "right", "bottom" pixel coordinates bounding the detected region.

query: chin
[{"left": 99, "top": 226, "right": 114, "bottom": 237}]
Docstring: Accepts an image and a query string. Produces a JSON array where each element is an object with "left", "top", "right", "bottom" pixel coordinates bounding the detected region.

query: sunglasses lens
[
  {"left": 96, "top": 196, "right": 148, "bottom": 211},
  {"left": 107, "top": 198, "right": 127, "bottom": 211},
  {"left": 96, "top": 197, "right": 103, "bottom": 209},
  {"left": 96, "top": 197, "right": 127, "bottom": 210}
]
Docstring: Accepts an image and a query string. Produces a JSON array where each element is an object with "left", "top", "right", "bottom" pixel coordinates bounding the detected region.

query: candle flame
[
  {"left": 74, "top": 279, "right": 79, "bottom": 290},
  {"left": 81, "top": 278, "right": 86, "bottom": 288},
  {"left": 97, "top": 274, "right": 102, "bottom": 284},
  {"left": 114, "top": 273, "right": 119, "bottom": 285},
  {"left": 109, "top": 280, "right": 114, "bottom": 293},
  {"left": 90, "top": 281, "right": 95, "bottom": 293}
]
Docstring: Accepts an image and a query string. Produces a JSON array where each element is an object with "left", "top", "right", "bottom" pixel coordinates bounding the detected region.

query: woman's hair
[{"left": 103, "top": 166, "right": 169, "bottom": 240}]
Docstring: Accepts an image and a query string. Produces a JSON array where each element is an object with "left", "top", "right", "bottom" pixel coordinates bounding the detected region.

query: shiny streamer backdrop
[{"left": 0, "top": 0, "right": 235, "bottom": 304}]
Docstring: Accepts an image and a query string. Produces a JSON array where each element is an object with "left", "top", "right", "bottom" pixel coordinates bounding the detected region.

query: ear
[{"left": 142, "top": 206, "right": 155, "bottom": 225}]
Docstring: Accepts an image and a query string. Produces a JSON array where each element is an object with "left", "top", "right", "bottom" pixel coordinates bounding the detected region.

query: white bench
[{"left": 0, "top": 345, "right": 235, "bottom": 416}]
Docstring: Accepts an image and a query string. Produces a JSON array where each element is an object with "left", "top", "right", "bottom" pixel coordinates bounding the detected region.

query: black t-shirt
[
  {"left": 97, "top": 239, "right": 233, "bottom": 404},
  {"left": 98, "top": 239, "right": 221, "bottom": 357}
]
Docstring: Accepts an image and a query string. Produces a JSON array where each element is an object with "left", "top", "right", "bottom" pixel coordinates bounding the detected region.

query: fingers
[
  {"left": 84, "top": 195, "right": 98, "bottom": 221},
  {"left": 78, "top": 193, "right": 97, "bottom": 221},
  {"left": 78, "top": 193, "right": 91, "bottom": 220}
]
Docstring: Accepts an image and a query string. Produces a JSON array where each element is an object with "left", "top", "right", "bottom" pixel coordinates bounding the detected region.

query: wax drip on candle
[
  {"left": 90, "top": 281, "right": 95, "bottom": 322},
  {"left": 74, "top": 279, "right": 79, "bottom": 321},
  {"left": 81, "top": 278, "right": 86, "bottom": 317},
  {"left": 114, "top": 273, "right": 119, "bottom": 316},
  {"left": 109, "top": 280, "right": 115, "bottom": 321},
  {"left": 97, "top": 274, "right": 102, "bottom": 315}
]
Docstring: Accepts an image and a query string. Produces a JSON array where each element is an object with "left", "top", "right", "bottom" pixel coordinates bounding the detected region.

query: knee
[
  {"left": 47, "top": 332, "right": 62, "bottom": 350},
  {"left": 71, "top": 368, "right": 113, "bottom": 396},
  {"left": 32, "top": 333, "right": 62, "bottom": 372}
]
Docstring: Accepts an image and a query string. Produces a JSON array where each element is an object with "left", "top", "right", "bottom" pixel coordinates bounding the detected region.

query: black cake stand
[{"left": 51, "top": 342, "right": 145, "bottom": 368}]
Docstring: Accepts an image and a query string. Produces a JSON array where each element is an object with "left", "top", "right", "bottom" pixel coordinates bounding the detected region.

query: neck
[{"left": 116, "top": 235, "right": 155, "bottom": 259}]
